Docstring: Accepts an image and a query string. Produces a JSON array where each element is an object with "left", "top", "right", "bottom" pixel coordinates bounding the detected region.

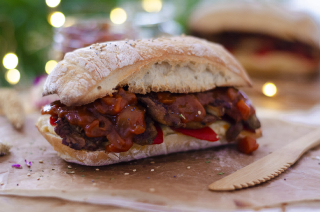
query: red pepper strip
[
  {"left": 255, "top": 47, "right": 272, "bottom": 56},
  {"left": 50, "top": 115, "right": 58, "bottom": 126},
  {"left": 237, "top": 136, "right": 259, "bottom": 154},
  {"left": 170, "top": 127, "right": 219, "bottom": 142},
  {"left": 153, "top": 124, "right": 164, "bottom": 144}
]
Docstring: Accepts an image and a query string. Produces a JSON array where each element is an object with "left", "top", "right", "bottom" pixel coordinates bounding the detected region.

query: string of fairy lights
[
  {"left": 1, "top": 0, "right": 277, "bottom": 97},
  {"left": 44, "top": 0, "right": 163, "bottom": 74}
]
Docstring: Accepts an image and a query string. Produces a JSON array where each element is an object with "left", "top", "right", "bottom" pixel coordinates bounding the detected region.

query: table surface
[{"left": 2, "top": 76, "right": 320, "bottom": 212}]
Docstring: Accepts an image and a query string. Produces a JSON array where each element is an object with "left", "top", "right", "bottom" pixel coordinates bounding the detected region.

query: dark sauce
[
  {"left": 156, "top": 92, "right": 206, "bottom": 123},
  {"left": 41, "top": 88, "right": 146, "bottom": 152}
]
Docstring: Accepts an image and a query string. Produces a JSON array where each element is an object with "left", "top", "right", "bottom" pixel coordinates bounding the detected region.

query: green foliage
[
  {"left": 0, "top": 0, "right": 118, "bottom": 87},
  {"left": 0, "top": 0, "right": 196, "bottom": 87},
  {"left": 0, "top": 0, "right": 52, "bottom": 86},
  {"left": 173, "top": 0, "right": 200, "bottom": 32}
]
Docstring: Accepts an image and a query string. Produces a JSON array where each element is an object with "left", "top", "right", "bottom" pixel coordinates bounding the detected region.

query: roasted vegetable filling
[{"left": 42, "top": 87, "right": 261, "bottom": 153}]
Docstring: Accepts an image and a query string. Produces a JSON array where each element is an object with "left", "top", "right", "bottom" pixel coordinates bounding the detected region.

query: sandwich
[
  {"left": 189, "top": 2, "right": 320, "bottom": 76},
  {"left": 36, "top": 36, "right": 262, "bottom": 166}
]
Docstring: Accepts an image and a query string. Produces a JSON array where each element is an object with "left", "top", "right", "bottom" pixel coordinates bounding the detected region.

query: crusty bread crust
[
  {"left": 36, "top": 115, "right": 261, "bottom": 166},
  {"left": 36, "top": 125, "right": 228, "bottom": 166},
  {"left": 43, "top": 36, "right": 251, "bottom": 106},
  {"left": 189, "top": 2, "right": 320, "bottom": 48}
]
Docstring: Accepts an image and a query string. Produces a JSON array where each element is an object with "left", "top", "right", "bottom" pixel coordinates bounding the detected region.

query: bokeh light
[
  {"left": 45, "top": 60, "right": 58, "bottom": 74},
  {"left": 142, "top": 0, "right": 162, "bottom": 13},
  {"left": 110, "top": 8, "right": 127, "bottom": 24},
  {"left": 262, "top": 82, "right": 277, "bottom": 97},
  {"left": 3, "top": 53, "right": 18, "bottom": 69},
  {"left": 5, "top": 69, "right": 20, "bottom": 85},
  {"left": 49, "top": 12, "right": 65, "bottom": 28},
  {"left": 45, "top": 0, "right": 61, "bottom": 8}
]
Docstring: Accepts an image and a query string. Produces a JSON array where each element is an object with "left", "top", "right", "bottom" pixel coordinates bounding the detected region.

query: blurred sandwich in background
[{"left": 189, "top": 2, "right": 320, "bottom": 78}]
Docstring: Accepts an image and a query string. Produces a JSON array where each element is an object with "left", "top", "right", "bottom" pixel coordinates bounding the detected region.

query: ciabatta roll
[
  {"left": 36, "top": 36, "right": 261, "bottom": 166},
  {"left": 189, "top": 2, "right": 320, "bottom": 76}
]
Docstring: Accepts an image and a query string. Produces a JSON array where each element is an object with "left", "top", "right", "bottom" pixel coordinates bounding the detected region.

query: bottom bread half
[
  {"left": 36, "top": 115, "right": 260, "bottom": 166},
  {"left": 235, "top": 51, "right": 319, "bottom": 76}
]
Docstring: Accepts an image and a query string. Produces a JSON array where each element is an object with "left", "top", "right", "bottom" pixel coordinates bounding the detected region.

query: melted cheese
[
  {"left": 161, "top": 120, "right": 230, "bottom": 144},
  {"left": 38, "top": 115, "right": 56, "bottom": 135}
]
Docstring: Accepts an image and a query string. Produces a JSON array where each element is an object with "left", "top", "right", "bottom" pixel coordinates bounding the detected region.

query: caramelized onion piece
[
  {"left": 41, "top": 88, "right": 146, "bottom": 153},
  {"left": 205, "top": 105, "right": 225, "bottom": 117}
]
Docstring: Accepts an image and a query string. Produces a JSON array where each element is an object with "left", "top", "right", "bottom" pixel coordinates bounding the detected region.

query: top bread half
[
  {"left": 189, "top": 2, "right": 320, "bottom": 48},
  {"left": 43, "top": 36, "right": 251, "bottom": 106}
]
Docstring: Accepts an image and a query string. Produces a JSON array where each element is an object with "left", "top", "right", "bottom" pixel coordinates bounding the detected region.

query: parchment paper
[
  {"left": 0, "top": 113, "right": 320, "bottom": 211},
  {"left": 0, "top": 195, "right": 138, "bottom": 212}
]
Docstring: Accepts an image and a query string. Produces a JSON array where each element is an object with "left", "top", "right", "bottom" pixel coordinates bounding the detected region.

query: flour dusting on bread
[{"left": 43, "top": 36, "right": 251, "bottom": 106}]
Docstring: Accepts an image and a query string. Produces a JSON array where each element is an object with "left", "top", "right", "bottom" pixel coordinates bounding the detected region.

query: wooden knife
[{"left": 209, "top": 128, "right": 320, "bottom": 191}]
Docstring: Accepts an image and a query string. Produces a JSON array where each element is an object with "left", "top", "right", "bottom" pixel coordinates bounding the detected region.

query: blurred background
[
  {"left": 0, "top": 0, "right": 198, "bottom": 87},
  {"left": 1, "top": 0, "right": 320, "bottom": 114}
]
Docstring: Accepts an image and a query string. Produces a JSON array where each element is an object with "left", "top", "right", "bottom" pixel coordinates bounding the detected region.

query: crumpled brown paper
[
  {"left": 0, "top": 195, "right": 138, "bottom": 212},
  {"left": 0, "top": 113, "right": 320, "bottom": 211}
]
